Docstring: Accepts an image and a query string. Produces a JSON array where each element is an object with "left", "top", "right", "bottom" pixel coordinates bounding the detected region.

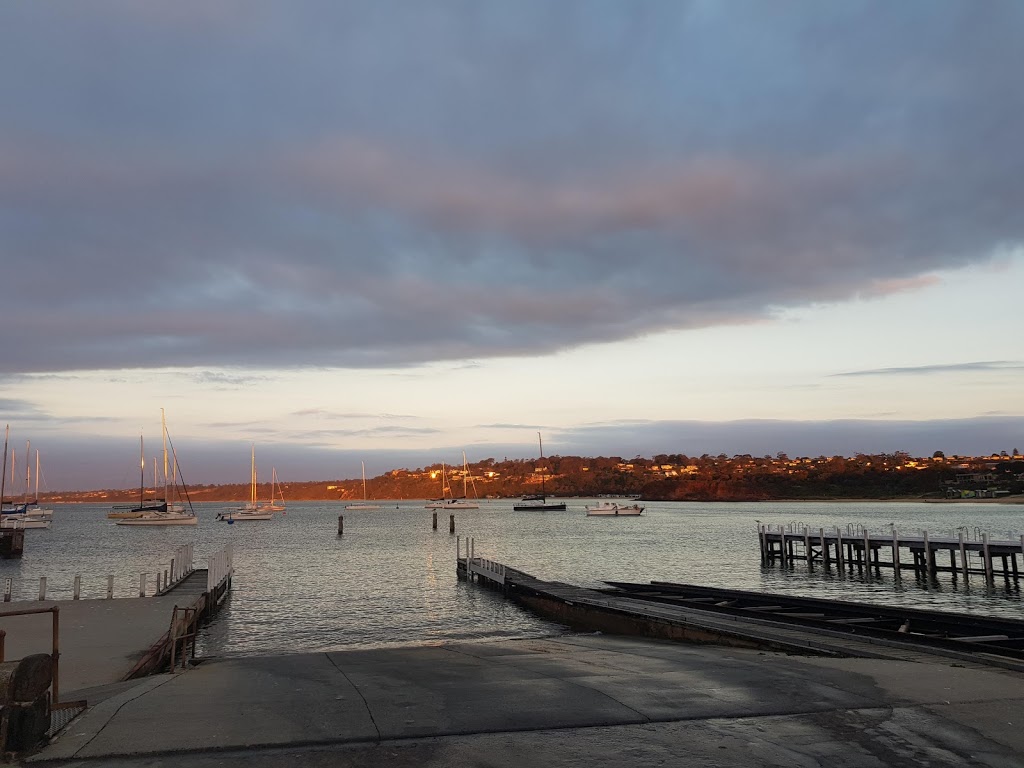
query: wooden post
[
  {"left": 779, "top": 527, "right": 787, "bottom": 564},
  {"left": 863, "top": 530, "right": 870, "bottom": 572},
  {"left": 959, "top": 529, "right": 969, "bottom": 581},
  {"left": 836, "top": 527, "right": 844, "bottom": 571},
  {"left": 107, "top": 575, "right": 114, "bottom": 599},
  {"left": 337, "top": 515, "right": 344, "bottom": 536},
  {"left": 73, "top": 575, "right": 81, "bottom": 600},
  {"left": 892, "top": 528, "right": 900, "bottom": 577},
  {"left": 38, "top": 577, "right": 46, "bottom": 601},
  {"left": 3, "top": 578, "right": 10, "bottom": 602},
  {"left": 449, "top": 514, "right": 455, "bottom": 534},
  {"left": 923, "top": 530, "right": 932, "bottom": 578},
  {"left": 433, "top": 512, "right": 437, "bottom": 531},
  {"left": 820, "top": 528, "right": 829, "bottom": 567},
  {"left": 139, "top": 573, "right": 147, "bottom": 598},
  {"left": 803, "top": 527, "right": 811, "bottom": 564},
  {"left": 170, "top": 558, "right": 176, "bottom": 584},
  {"left": 983, "top": 533, "right": 993, "bottom": 584}
]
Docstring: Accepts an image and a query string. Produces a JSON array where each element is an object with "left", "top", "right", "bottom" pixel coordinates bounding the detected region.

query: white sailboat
[
  {"left": 262, "top": 468, "right": 286, "bottom": 512},
  {"left": 346, "top": 462, "right": 380, "bottom": 509},
  {"left": 219, "top": 444, "right": 274, "bottom": 521},
  {"left": 1, "top": 443, "right": 53, "bottom": 527},
  {"left": 425, "top": 454, "right": 479, "bottom": 509},
  {"left": 115, "top": 410, "right": 198, "bottom": 526}
]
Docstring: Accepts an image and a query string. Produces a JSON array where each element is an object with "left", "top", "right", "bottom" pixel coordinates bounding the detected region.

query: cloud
[
  {"left": 1, "top": 2, "right": 1022, "bottom": 373},
  {"left": 834, "top": 361, "right": 1024, "bottom": 378}
]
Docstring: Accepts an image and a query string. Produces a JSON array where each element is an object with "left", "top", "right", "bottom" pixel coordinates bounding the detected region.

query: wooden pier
[{"left": 758, "top": 523, "right": 1024, "bottom": 584}]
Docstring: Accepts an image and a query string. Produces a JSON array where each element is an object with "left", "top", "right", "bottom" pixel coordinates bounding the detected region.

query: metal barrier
[{"left": 0, "top": 605, "right": 84, "bottom": 709}]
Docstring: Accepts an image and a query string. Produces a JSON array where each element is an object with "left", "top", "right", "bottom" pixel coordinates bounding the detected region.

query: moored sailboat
[
  {"left": 513, "top": 433, "right": 566, "bottom": 511},
  {"left": 114, "top": 410, "right": 198, "bottom": 526},
  {"left": 346, "top": 462, "right": 380, "bottom": 510}
]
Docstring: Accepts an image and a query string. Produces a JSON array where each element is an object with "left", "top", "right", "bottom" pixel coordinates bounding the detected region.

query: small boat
[
  {"left": 217, "top": 509, "right": 273, "bottom": 522},
  {"left": 513, "top": 494, "right": 566, "bottom": 511},
  {"left": 585, "top": 501, "right": 644, "bottom": 516},
  {"left": 0, "top": 516, "right": 51, "bottom": 529},
  {"left": 116, "top": 512, "right": 198, "bottom": 526},
  {"left": 347, "top": 461, "right": 380, "bottom": 510},
  {"left": 112, "top": 410, "right": 198, "bottom": 527},
  {"left": 262, "top": 467, "right": 286, "bottom": 512},
  {"left": 513, "top": 433, "right": 565, "bottom": 511}
]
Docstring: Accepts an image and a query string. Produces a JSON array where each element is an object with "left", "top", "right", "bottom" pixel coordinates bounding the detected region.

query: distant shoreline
[{"left": 39, "top": 494, "right": 1024, "bottom": 505}]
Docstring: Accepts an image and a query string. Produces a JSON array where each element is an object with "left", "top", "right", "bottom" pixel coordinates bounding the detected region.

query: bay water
[{"left": 1, "top": 500, "right": 1021, "bottom": 657}]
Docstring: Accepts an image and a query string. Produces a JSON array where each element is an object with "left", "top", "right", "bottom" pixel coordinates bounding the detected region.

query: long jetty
[
  {"left": 456, "top": 537, "right": 1024, "bottom": 672},
  {"left": 757, "top": 523, "right": 1024, "bottom": 583}
]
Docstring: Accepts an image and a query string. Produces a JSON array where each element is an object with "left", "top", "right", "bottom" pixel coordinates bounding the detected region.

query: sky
[{"left": 1, "top": 1, "right": 1022, "bottom": 490}]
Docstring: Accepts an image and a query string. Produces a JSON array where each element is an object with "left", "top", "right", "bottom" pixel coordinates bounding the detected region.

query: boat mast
[
  {"left": 161, "top": 408, "right": 169, "bottom": 502},
  {"left": 361, "top": 461, "right": 367, "bottom": 501},
  {"left": 0, "top": 425, "right": 8, "bottom": 507},
  {"left": 23, "top": 440, "right": 30, "bottom": 504},
  {"left": 34, "top": 450, "right": 40, "bottom": 502},
  {"left": 139, "top": 434, "right": 145, "bottom": 508},
  {"left": 538, "top": 432, "right": 545, "bottom": 497},
  {"left": 462, "top": 451, "right": 468, "bottom": 498},
  {"left": 250, "top": 444, "right": 256, "bottom": 508}
]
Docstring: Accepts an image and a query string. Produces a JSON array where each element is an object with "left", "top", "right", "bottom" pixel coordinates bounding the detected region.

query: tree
[{"left": 932, "top": 450, "right": 945, "bottom": 459}]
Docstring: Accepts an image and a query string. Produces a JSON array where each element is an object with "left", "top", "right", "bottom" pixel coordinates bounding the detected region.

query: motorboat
[
  {"left": 116, "top": 511, "right": 198, "bottom": 526},
  {"left": 585, "top": 501, "right": 644, "bottom": 516}
]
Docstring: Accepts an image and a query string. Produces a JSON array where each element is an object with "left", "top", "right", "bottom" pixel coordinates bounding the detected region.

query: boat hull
[
  {"left": 513, "top": 503, "right": 566, "bottom": 511},
  {"left": 218, "top": 511, "right": 273, "bottom": 521},
  {"left": 0, "top": 518, "right": 51, "bottom": 529},
  {"left": 116, "top": 515, "right": 198, "bottom": 526}
]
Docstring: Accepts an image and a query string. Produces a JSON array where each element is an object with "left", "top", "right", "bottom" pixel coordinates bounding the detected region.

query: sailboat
[
  {"left": 425, "top": 454, "right": 479, "bottom": 509},
  {"left": 513, "top": 433, "right": 566, "bottom": 511},
  {"left": 220, "top": 444, "right": 273, "bottom": 521},
  {"left": 262, "top": 468, "right": 286, "bottom": 512},
  {"left": 115, "top": 410, "right": 198, "bottom": 526},
  {"left": 1, "top": 445, "right": 53, "bottom": 528},
  {"left": 346, "top": 462, "right": 380, "bottom": 509}
]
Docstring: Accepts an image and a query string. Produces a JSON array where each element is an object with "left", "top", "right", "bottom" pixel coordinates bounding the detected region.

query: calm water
[{"left": 2, "top": 500, "right": 1021, "bottom": 656}]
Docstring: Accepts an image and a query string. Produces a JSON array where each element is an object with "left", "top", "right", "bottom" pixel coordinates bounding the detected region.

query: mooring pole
[
  {"left": 338, "top": 515, "right": 344, "bottom": 536},
  {"left": 449, "top": 514, "right": 455, "bottom": 534}
]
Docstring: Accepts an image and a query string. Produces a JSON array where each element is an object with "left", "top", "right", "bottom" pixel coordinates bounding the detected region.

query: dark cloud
[
  {"left": 1, "top": 2, "right": 1022, "bottom": 373},
  {"left": 834, "top": 361, "right": 1024, "bottom": 377}
]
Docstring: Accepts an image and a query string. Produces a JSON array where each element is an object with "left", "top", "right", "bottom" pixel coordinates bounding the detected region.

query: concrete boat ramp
[{"left": 24, "top": 635, "right": 1024, "bottom": 767}]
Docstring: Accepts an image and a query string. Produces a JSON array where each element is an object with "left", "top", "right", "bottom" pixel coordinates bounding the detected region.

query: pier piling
[
  {"left": 337, "top": 515, "right": 344, "bottom": 536},
  {"left": 433, "top": 512, "right": 437, "bottom": 530},
  {"left": 106, "top": 576, "right": 114, "bottom": 600},
  {"left": 73, "top": 576, "right": 80, "bottom": 600},
  {"left": 450, "top": 514, "right": 455, "bottom": 534}
]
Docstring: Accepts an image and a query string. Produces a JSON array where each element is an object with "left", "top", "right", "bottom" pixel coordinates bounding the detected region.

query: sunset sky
[{"left": 1, "top": 2, "right": 1022, "bottom": 490}]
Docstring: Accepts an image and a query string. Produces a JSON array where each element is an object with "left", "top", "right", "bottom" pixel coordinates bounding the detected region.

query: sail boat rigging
[
  {"left": 513, "top": 432, "right": 566, "bottom": 510},
  {"left": 114, "top": 409, "right": 198, "bottom": 525},
  {"left": 425, "top": 454, "right": 479, "bottom": 509},
  {"left": 346, "top": 461, "right": 380, "bottom": 509}
]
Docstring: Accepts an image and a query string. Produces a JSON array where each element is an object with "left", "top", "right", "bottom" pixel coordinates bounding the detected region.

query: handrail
[{"left": 0, "top": 605, "right": 61, "bottom": 706}]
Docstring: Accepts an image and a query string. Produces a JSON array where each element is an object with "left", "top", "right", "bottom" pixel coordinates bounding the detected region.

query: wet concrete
[{"left": 26, "top": 634, "right": 1024, "bottom": 766}]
